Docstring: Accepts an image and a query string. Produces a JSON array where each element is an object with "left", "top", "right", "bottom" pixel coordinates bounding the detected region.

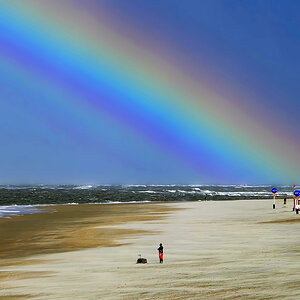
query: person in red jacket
[{"left": 157, "top": 243, "right": 164, "bottom": 263}]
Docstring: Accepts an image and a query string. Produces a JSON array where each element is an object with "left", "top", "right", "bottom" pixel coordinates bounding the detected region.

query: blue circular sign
[
  {"left": 294, "top": 190, "right": 300, "bottom": 197},
  {"left": 272, "top": 188, "right": 277, "bottom": 193}
]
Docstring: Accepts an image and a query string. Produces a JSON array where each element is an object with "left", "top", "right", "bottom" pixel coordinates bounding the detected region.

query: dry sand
[{"left": 1, "top": 200, "right": 300, "bottom": 299}]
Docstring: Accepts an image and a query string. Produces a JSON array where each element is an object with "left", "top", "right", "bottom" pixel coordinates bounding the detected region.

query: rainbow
[{"left": 0, "top": 1, "right": 298, "bottom": 183}]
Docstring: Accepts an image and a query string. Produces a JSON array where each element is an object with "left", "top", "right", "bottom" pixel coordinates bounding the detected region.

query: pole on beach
[
  {"left": 294, "top": 190, "right": 300, "bottom": 214},
  {"left": 294, "top": 197, "right": 296, "bottom": 211},
  {"left": 293, "top": 185, "right": 296, "bottom": 211},
  {"left": 272, "top": 188, "right": 277, "bottom": 209}
]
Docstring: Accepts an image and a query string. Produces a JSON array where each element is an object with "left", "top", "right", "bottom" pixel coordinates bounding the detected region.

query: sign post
[
  {"left": 272, "top": 188, "right": 277, "bottom": 209},
  {"left": 293, "top": 185, "right": 296, "bottom": 211},
  {"left": 294, "top": 190, "right": 300, "bottom": 214}
]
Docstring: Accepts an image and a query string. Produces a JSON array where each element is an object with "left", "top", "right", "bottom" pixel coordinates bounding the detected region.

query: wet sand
[
  {"left": 0, "top": 203, "right": 175, "bottom": 260},
  {"left": 1, "top": 200, "right": 300, "bottom": 299}
]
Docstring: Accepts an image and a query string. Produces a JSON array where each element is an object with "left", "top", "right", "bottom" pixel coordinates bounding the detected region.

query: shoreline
[{"left": 0, "top": 198, "right": 277, "bottom": 219}]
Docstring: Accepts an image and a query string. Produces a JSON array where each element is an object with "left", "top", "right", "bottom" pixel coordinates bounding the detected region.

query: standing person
[{"left": 157, "top": 243, "right": 164, "bottom": 263}]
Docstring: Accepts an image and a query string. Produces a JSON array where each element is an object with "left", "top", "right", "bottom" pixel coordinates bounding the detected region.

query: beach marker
[
  {"left": 294, "top": 190, "right": 300, "bottom": 214},
  {"left": 293, "top": 185, "right": 296, "bottom": 211},
  {"left": 272, "top": 188, "right": 277, "bottom": 209}
]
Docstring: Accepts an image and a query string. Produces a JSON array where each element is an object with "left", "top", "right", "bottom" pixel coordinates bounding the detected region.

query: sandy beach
[{"left": 1, "top": 200, "right": 300, "bottom": 299}]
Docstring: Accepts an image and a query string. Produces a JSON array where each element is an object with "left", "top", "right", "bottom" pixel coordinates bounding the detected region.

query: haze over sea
[{"left": 0, "top": 184, "right": 294, "bottom": 218}]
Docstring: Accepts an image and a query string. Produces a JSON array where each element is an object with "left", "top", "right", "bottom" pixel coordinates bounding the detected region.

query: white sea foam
[
  {"left": 200, "top": 190, "right": 213, "bottom": 194},
  {"left": 123, "top": 184, "right": 147, "bottom": 187},
  {"left": 0, "top": 205, "right": 46, "bottom": 218},
  {"left": 73, "top": 185, "right": 94, "bottom": 189}
]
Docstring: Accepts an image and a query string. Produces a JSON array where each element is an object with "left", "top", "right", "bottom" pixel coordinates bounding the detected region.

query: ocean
[{"left": 0, "top": 184, "right": 294, "bottom": 218}]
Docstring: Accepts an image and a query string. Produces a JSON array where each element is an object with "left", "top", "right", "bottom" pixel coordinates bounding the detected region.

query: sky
[{"left": 0, "top": 0, "right": 299, "bottom": 185}]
